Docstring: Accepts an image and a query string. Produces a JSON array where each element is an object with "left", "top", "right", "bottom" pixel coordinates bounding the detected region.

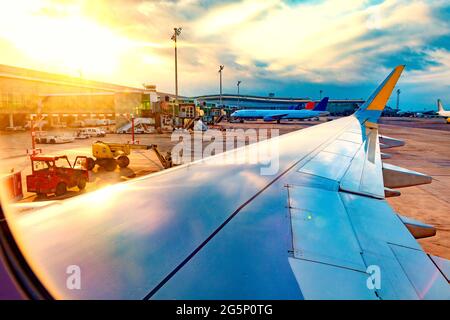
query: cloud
[
  {"left": 193, "top": 0, "right": 279, "bottom": 37},
  {"left": 406, "top": 49, "right": 450, "bottom": 86},
  {"left": 0, "top": 0, "right": 449, "bottom": 108}
]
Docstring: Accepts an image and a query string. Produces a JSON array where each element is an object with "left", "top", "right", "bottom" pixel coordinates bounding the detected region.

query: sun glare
[{"left": 0, "top": 1, "right": 131, "bottom": 77}]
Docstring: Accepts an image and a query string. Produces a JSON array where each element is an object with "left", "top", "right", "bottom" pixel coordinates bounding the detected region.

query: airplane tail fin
[
  {"left": 355, "top": 65, "right": 405, "bottom": 123},
  {"left": 437, "top": 99, "right": 444, "bottom": 112},
  {"left": 313, "top": 97, "right": 329, "bottom": 111},
  {"left": 304, "top": 101, "right": 315, "bottom": 110}
]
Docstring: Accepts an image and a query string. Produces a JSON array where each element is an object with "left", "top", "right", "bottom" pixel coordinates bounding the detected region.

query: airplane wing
[{"left": 3, "top": 66, "right": 450, "bottom": 300}]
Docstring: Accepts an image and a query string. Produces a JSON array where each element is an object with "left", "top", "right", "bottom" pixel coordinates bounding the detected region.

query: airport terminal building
[{"left": 0, "top": 64, "right": 161, "bottom": 129}]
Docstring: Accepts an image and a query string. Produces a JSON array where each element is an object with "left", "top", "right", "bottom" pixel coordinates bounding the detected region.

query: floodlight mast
[
  {"left": 218, "top": 65, "right": 224, "bottom": 106},
  {"left": 396, "top": 88, "right": 401, "bottom": 111},
  {"left": 171, "top": 27, "right": 182, "bottom": 126},
  {"left": 237, "top": 80, "right": 242, "bottom": 107}
]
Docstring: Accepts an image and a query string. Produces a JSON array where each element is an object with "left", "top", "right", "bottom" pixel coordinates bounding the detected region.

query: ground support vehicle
[
  {"left": 87, "top": 141, "right": 172, "bottom": 171},
  {"left": 26, "top": 155, "right": 90, "bottom": 196}
]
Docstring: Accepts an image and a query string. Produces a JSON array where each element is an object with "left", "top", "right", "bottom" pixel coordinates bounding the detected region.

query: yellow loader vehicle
[{"left": 87, "top": 141, "right": 172, "bottom": 171}]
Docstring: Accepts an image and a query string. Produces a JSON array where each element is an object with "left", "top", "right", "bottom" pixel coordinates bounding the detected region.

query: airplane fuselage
[
  {"left": 437, "top": 99, "right": 450, "bottom": 119},
  {"left": 438, "top": 110, "right": 450, "bottom": 118},
  {"left": 231, "top": 109, "right": 329, "bottom": 121}
]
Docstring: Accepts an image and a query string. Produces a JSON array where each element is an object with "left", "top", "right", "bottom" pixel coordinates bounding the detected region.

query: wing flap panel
[
  {"left": 323, "top": 139, "right": 361, "bottom": 158},
  {"left": 390, "top": 244, "right": 450, "bottom": 299},
  {"left": 288, "top": 258, "right": 378, "bottom": 300},
  {"left": 288, "top": 185, "right": 366, "bottom": 271},
  {"left": 298, "top": 151, "right": 353, "bottom": 181},
  {"left": 429, "top": 255, "right": 450, "bottom": 282}
]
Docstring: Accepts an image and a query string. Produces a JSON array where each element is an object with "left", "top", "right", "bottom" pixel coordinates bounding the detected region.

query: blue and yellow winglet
[{"left": 356, "top": 65, "right": 405, "bottom": 123}]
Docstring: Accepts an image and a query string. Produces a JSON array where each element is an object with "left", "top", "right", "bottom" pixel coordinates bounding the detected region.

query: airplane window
[{"left": 0, "top": 0, "right": 449, "bottom": 303}]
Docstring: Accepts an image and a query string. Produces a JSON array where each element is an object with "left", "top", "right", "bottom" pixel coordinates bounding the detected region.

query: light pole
[
  {"left": 171, "top": 27, "right": 182, "bottom": 127},
  {"left": 218, "top": 65, "right": 224, "bottom": 107},
  {"left": 237, "top": 80, "right": 242, "bottom": 107},
  {"left": 396, "top": 88, "right": 401, "bottom": 111},
  {"left": 319, "top": 89, "right": 323, "bottom": 100}
]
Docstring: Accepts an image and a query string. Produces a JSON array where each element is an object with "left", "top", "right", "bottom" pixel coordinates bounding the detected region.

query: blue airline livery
[{"left": 231, "top": 97, "right": 330, "bottom": 122}]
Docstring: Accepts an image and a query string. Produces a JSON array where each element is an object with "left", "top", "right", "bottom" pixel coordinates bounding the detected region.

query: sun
[{"left": 0, "top": 0, "right": 132, "bottom": 78}]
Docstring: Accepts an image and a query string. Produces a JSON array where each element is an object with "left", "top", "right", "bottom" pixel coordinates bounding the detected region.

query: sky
[{"left": 0, "top": 0, "right": 449, "bottom": 111}]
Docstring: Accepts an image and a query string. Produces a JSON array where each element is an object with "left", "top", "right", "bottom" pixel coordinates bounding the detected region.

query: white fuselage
[
  {"left": 437, "top": 100, "right": 450, "bottom": 118},
  {"left": 438, "top": 110, "right": 450, "bottom": 118}
]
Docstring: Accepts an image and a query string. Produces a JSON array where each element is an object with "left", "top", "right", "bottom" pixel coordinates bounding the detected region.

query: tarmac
[{"left": 378, "top": 121, "right": 450, "bottom": 259}]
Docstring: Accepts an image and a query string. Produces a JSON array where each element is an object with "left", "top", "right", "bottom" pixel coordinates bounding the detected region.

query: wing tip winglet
[{"left": 356, "top": 65, "right": 405, "bottom": 121}]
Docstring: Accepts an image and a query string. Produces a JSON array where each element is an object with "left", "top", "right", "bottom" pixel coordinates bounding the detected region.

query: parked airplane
[
  {"left": 1, "top": 66, "right": 449, "bottom": 299},
  {"left": 230, "top": 97, "right": 329, "bottom": 122},
  {"left": 437, "top": 99, "right": 450, "bottom": 121}
]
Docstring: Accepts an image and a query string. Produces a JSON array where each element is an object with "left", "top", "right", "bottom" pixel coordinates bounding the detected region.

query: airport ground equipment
[
  {"left": 116, "top": 118, "right": 154, "bottom": 134},
  {"left": 74, "top": 130, "right": 90, "bottom": 139},
  {"left": 0, "top": 170, "right": 23, "bottom": 202},
  {"left": 78, "top": 127, "right": 106, "bottom": 137},
  {"left": 214, "top": 114, "right": 225, "bottom": 124},
  {"left": 26, "top": 155, "right": 89, "bottom": 196},
  {"left": 183, "top": 117, "right": 197, "bottom": 130},
  {"left": 182, "top": 118, "right": 208, "bottom": 131},
  {"left": 87, "top": 141, "right": 172, "bottom": 171},
  {"left": 35, "top": 132, "right": 74, "bottom": 144}
]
